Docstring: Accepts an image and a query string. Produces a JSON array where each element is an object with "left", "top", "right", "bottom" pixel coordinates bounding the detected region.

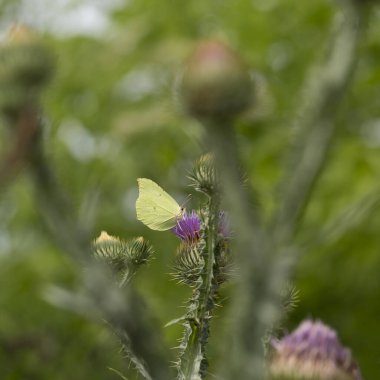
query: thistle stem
[
  {"left": 205, "top": 2, "right": 368, "bottom": 379},
  {"left": 198, "top": 196, "right": 218, "bottom": 374},
  {"left": 273, "top": 1, "right": 368, "bottom": 244},
  {"left": 21, "top": 108, "right": 171, "bottom": 380},
  {"left": 0, "top": 106, "right": 40, "bottom": 191},
  {"left": 207, "top": 122, "right": 280, "bottom": 380},
  {"left": 179, "top": 196, "right": 219, "bottom": 379}
]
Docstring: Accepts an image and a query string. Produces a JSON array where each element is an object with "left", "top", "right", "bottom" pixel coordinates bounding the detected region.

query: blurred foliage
[{"left": 0, "top": 0, "right": 380, "bottom": 379}]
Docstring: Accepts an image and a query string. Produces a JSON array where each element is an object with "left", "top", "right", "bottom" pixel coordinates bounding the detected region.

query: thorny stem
[
  {"left": 206, "top": 2, "right": 368, "bottom": 380},
  {"left": 198, "top": 195, "right": 218, "bottom": 375},
  {"left": 16, "top": 108, "right": 171, "bottom": 380},
  {"left": 208, "top": 123, "right": 280, "bottom": 380},
  {"left": 303, "top": 185, "right": 380, "bottom": 250},
  {"left": 29, "top": 114, "right": 90, "bottom": 260},
  {"left": 273, "top": 1, "right": 369, "bottom": 245},
  {"left": 180, "top": 196, "right": 219, "bottom": 379},
  {"left": 0, "top": 107, "right": 40, "bottom": 191}
]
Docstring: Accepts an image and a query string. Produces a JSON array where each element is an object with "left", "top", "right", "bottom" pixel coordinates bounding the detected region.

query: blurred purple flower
[
  {"left": 172, "top": 210, "right": 201, "bottom": 243},
  {"left": 270, "top": 319, "right": 362, "bottom": 380}
]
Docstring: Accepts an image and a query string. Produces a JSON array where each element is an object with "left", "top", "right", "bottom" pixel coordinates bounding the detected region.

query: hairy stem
[
  {"left": 206, "top": 2, "right": 368, "bottom": 379},
  {"left": 198, "top": 196, "right": 218, "bottom": 376},
  {"left": 0, "top": 106, "right": 40, "bottom": 191},
  {"left": 303, "top": 185, "right": 380, "bottom": 249},
  {"left": 273, "top": 1, "right": 368, "bottom": 244},
  {"left": 178, "top": 196, "right": 219, "bottom": 379},
  {"left": 208, "top": 123, "right": 281, "bottom": 380},
  {"left": 22, "top": 109, "right": 171, "bottom": 380}
]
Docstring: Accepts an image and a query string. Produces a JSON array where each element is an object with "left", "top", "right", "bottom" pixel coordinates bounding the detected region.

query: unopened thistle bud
[
  {"left": 93, "top": 231, "right": 153, "bottom": 285},
  {"left": 95, "top": 230, "right": 119, "bottom": 244},
  {"left": 177, "top": 40, "right": 253, "bottom": 121},
  {"left": 189, "top": 153, "right": 219, "bottom": 196},
  {"left": 1, "top": 24, "right": 55, "bottom": 87},
  {"left": 0, "top": 24, "right": 55, "bottom": 117},
  {"left": 172, "top": 243, "right": 204, "bottom": 287},
  {"left": 269, "top": 319, "right": 362, "bottom": 380}
]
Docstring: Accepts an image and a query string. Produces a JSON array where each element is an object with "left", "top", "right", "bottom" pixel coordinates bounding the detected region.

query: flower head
[
  {"left": 95, "top": 230, "right": 120, "bottom": 244},
  {"left": 172, "top": 210, "right": 201, "bottom": 243},
  {"left": 178, "top": 40, "right": 253, "bottom": 121},
  {"left": 269, "top": 319, "right": 362, "bottom": 380}
]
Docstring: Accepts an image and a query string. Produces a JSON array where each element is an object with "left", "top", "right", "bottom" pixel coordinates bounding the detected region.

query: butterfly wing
[{"left": 136, "top": 178, "right": 182, "bottom": 231}]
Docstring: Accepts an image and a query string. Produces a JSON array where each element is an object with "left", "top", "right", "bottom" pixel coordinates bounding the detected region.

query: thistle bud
[
  {"left": 1, "top": 24, "right": 55, "bottom": 87},
  {"left": 189, "top": 153, "right": 219, "bottom": 196},
  {"left": 178, "top": 40, "right": 253, "bottom": 121},
  {"left": 269, "top": 320, "right": 362, "bottom": 380},
  {"left": 0, "top": 24, "right": 55, "bottom": 118},
  {"left": 94, "top": 230, "right": 119, "bottom": 244},
  {"left": 172, "top": 243, "right": 204, "bottom": 287},
  {"left": 7, "top": 24, "right": 37, "bottom": 44},
  {"left": 93, "top": 231, "right": 154, "bottom": 285}
]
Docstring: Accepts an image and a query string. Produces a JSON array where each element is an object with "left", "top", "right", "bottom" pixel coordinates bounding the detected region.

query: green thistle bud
[
  {"left": 189, "top": 153, "right": 218, "bottom": 196},
  {"left": 177, "top": 40, "right": 253, "bottom": 121},
  {"left": 93, "top": 231, "right": 153, "bottom": 285},
  {"left": 0, "top": 24, "right": 55, "bottom": 87},
  {"left": 172, "top": 243, "right": 204, "bottom": 287},
  {"left": 0, "top": 24, "right": 55, "bottom": 117}
]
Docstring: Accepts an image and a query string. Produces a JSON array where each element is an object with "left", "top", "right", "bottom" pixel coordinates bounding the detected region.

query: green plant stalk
[
  {"left": 273, "top": 0, "right": 369, "bottom": 244},
  {"left": 179, "top": 316, "right": 202, "bottom": 380},
  {"left": 112, "top": 326, "right": 153, "bottom": 380},
  {"left": 198, "top": 196, "right": 218, "bottom": 375},
  {"left": 178, "top": 196, "right": 219, "bottom": 379},
  {"left": 204, "top": 2, "right": 369, "bottom": 379},
  {"left": 20, "top": 109, "right": 171, "bottom": 380},
  {"left": 305, "top": 185, "right": 380, "bottom": 249},
  {"left": 0, "top": 105, "right": 41, "bottom": 191},
  {"left": 206, "top": 123, "right": 281, "bottom": 380}
]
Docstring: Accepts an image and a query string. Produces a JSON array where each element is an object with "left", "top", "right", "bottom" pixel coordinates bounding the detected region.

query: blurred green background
[{"left": 0, "top": 0, "right": 380, "bottom": 378}]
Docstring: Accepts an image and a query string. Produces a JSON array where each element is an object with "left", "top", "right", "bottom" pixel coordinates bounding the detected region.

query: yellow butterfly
[{"left": 136, "top": 178, "right": 183, "bottom": 231}]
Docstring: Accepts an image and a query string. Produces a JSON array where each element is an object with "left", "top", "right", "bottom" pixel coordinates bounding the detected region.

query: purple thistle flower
[
  {"left": 172, "top": 210, "right": 201, "bottom": 243},
  {"left": 270, "top": 319, "right": 362, "bottom": 380}
]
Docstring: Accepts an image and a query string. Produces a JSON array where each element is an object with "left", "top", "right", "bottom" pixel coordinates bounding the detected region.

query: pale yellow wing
[{"left": 136, "top": 178, "right": 182, "bottom": 231}]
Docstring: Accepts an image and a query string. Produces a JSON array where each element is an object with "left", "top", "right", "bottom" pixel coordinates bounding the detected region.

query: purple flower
[
  {"left": 172, "top": 210, "right": 201, "bottom": 243},
  {"left": 270, "top": 319, "right": 362, "bottom": 380}
]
